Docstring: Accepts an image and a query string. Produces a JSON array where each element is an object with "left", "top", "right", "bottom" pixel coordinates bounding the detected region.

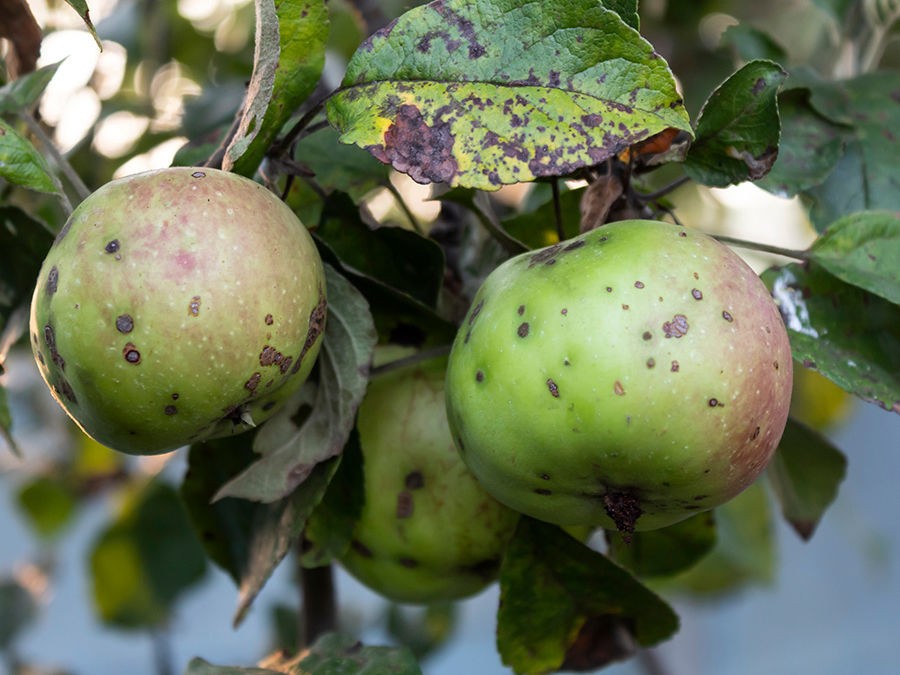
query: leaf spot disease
[{"left": 369, "top": 105, "right": 458, "bottom": 185}]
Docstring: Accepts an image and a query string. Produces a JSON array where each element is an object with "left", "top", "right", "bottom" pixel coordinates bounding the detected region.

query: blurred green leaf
[
  {"left": 0, "top": 119, "right": 58, "bottom": 194},
  {"left": 296, "top": 126, "right": 389, "bottom": 202},
  {"left": 808, "top": 211, "right": 900, "bottom": 304},
  {"left": 684, "top": 60, "right": 787, "bottom": 187},
  {"left": 607, "top": 511, "right": 717, "bottom": 578},
  {"left": 497, "top": 518, "right": 678, "bottom": 673},
  {"left": 0, "top": 206, "right": 54, "bottom": 336},
  {"left": 501, "top": 185, "right": 583, "bottom": 249},
  {"left": 216, "top": 265, "right": 376, "bottom": 503},
  {"left": 184, "top": 659, "right": 280, "bottom": 675},
  {"left": 721, "top": 24, "right": 788, "bottom": 64},
  {"left": 662, "top": 483, "right": 775, "bottom": 597},
  {"left": 803, "top": 72, "right": 900, "bottom": 230},
  {"left": 225, "top": 0, "right": 329, "bottom": 176},
  {"left": 765, "top": 263, "right": 900, "bottom": 413},
  {"left": 0, "top": 577, "right": 40, "bottom": 650},
  {"left": 386, "top": 602, "right": 459, "bottom": 661},
  {"left": 768, "top": 418, "right": 847, "bottom": 540},
  {"left": 0, "top": 387, "right": 17, "bottom": 457},
  {"left": 16, "top": 475, "right": 78, "bottom": 539},
  {"left": 0, "top": 62, "right": 63, "bottom": 114},
  {"left": 62, "top": 0, "right": 103, "bottom": 50},
  {"left": 290, "top": 633, "right": 423, "bottom": 674},
  {"left": 328, "top": 0, "right": 690, "bottom": 190},
  {"left": 89, "top": 479, "right": 207, "bottom": 630},
  {"left": 755, "top": 89, "right": 846, "bottom": 198}
]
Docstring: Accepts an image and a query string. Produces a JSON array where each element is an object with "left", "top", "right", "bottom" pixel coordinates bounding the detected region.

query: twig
[
  {"left": 300, "top": 564, "right": 337, "bottom": 647},
  {"left": 710, "top": 233, "right": 809, "bottom": 260},
  {"left": 472, "top": 191, "right": 529, "bottom": 255}
]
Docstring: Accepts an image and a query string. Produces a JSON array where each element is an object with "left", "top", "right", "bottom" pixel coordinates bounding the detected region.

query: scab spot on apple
[
  {"left": 46, "top": 266, "right": 59, "bottom": 296},
  {"left": 534, "top": 488, "right": 552, "bottom": 495},
  {"left": 398, "top": 557, "right": 419, "bottom": 569},
  {"left": 123, "top": 343, "right": 141, "bottom": 364},
  {"left": 396, "top": 491, "right": 414, "bottom": 518},
  {"left": 614, "top": 381, "right": 625, "bottom": 396},
  {"left": 191, "top": 171, "right": 206, "bottom": 179},
  {"left": 517, "top": 322, "right": 530, "bottom": 337},
  {"left": 405, "top": 471, "right": 424, "bottom": 490},
  {"left": 116, "top": 314, "right": 134, "bottom": 333},
  {"left": 164, "top": 405, "right": 177, "bottom": 416},
  {"left": 722, "top": 310, "right": 734, "bottom": 322},
  {"left": 245, "top": 372, "right": 262, "bottom": 392},
  {"left": 104, "top": 239, "right": 120, "bottom": 254},
  {"left": 692, "top": 288, "right": 703, "bottom": 300},
  {"left": 188, "top": 295, "right": 201, "bottom": 317},
  {"left": 663, "top": 314, "right": 689, "bottom": 338},
  {"left": 547, "top": 378, "right": 560, "bottom": 398},
  {"left": 517, "top": 304, "right": 525, "bottom": 316},
  {"left": 646, "top": 357, "right": 656, "bottom": 369},
  {"left": 264, "top": 313, "right": 274, "bottom": 325},
  {"left": 475, "top": 370, "right": 484, "bottom": 382}
]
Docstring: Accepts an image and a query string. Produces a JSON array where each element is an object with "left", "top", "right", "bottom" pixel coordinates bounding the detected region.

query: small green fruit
[
  {"left": 445, "top": 220, "right": 793, "bottom": 533},
  {"left": 340, "top": 349, "right": 519, "bottom": 604},
  {"left": 30, "top": 167, "right": 326, "bottom": 455}
]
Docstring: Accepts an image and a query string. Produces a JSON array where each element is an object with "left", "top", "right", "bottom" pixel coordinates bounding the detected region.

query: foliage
[{"left": 1, "top": 0, "right": 898, "bottom": 674}]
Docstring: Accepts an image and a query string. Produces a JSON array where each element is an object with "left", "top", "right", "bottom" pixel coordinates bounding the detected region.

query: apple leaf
[
  {"left": 0, "top": 576, "right": 40, "bottom": 650},
  {"left": 0, "top": 62, "right": 63, "bottom": 114},
  {"left": 327, "top": 0, "right": 691, "bottom": 190},
  {"left": 224, "top": 0, "right": 328, "bottom": 176},
  {"left": 721, "top": 24, "right": 788, "bottom": 64},
  {"left": 184, "top": 659, "right": 280, "bottom": 675},
  {"left": 603, "top": 0, "right": 639, "bottom": 30},
  {"left": 0, "top": 119, "right": 58, "bottom": 194},
  {"left": 684, "top": 60, "right": 787, "bottom": 187},
  {"left": 808, "top": 211, "right": 900, "bottom": 304},
  {"left": 216, "top": 265, "right": 376, "bottom": 503},
  {"left": 607, "top": 511, "right": 717, "bottom": 578},
  {"left": 62, "top": 0, "right": 102, "bottom": 50},
  {"left": 497, "top": 518, "right": 678, "bottom": 674},
  {"left": 295, "top": 126, "right": 390, "bottom": 202},
  {"left": 767, "top": 418, "right": 847, "bottom": 540},
  {"left": 287, "top": 633, "right": 423, "bottom": 674},
  {"left": 16, "top": 474, "right": 78, "bottom": 539},
  {"left": 765, "top": 263, "right": 900, "bottom": 414}
]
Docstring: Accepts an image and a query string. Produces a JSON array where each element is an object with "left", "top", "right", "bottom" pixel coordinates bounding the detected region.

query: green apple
[
  {"left": 340, "top": 348, "right": 519, "bottom": 604},
  {"left": 445, "top": 220, "right": 793, "bottom": 534},
  {"left": 30, "top": 167, "right": 326, "bottom": 455}
]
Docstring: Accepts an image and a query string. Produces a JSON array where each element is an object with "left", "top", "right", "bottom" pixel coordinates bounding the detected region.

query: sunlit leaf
[
  {"left": 216, "top": 265, "right": 376, "bottom": 502},
  {"left": 684, "top": 60, "right": 787, "bottom": 187},
  {"left": 62, "top": 0, "right": 103, "bottom": 50},
  {"left": 225, "top": 0, "right": 329, "bottom": 175},
  {"left": 808, "top": 211, "right": 900, "bottom": 304},
  {"left": 327, "top": 0, "right": 690, "bottom": 190},
  {"left": 0, "top": 119, "right": 58, "bottom": 194},
  {"left": 765, "top": 263, "right": 900, "bottom": 413},
  {"left": 497, "top": 518, "right": 678, "bottom": 673},
  {"left": 0, "top": 62, "right": 63, "bottom": 114},
  {"left": 767, "top": 418, "right": 847, "bottom": 540}
]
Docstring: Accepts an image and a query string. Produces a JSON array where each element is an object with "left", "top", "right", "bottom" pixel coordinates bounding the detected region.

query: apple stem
[
  {"left": 633, "top": 175, "right": 691, "bottom": 202},
  {"left": 710, "top": 234, "right": 809, "bottom": 261},
  {"left": 300, "top": 563, "right": 337, "bottom": 646}
]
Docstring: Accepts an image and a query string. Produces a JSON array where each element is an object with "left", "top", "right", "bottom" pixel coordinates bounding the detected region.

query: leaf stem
[
  {"left": 709, "top": 233, "right": 809, "bottom": 260},
  {"left": 472, "top": 191, "right": 529, "bottom": 255},
  {"left": 20, "top": 112, "right": 87, "bottom": 214},
  {"left": 300, "top": 564, "right": 337, "bottom": 647},
  {"left": 633, "top": 175, "right": 691, "bottom": 202}
]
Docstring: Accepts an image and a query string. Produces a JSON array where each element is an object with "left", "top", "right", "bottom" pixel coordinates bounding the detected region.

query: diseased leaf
[
  {"left": 803, "top": 72, "right": 900, "bottom": 230},
  {"left": 225, "top": 0, "right": 329, "bottom": 175},
  {"left": 0, "top": 62, "right": 63, "bottom": 114},
  {"left": 497, "top": 518, "right": 678, "bottom": 674},
  {"left": 808, "top": 211, "right": 900, "bottom": 304},
  {"left": 0, "top": 119, "right": 58, "bottom": 194},
  {"left": 765, "top": 263, "right": 900, "bottom": 413},
  {"left": 62, "top": 0, "right": 103, "bottom": 50},
  {"left": 327, "top": 0, "right": 691, "bottom": 190},
  {"left": 217, "top": 265, "right": 376, "bottom": 503},
  {"left": 684, "top": 60, "right": 787, "bottom": 187},
  {"left": 767, "top": 418, "right": 847, "bottom": 540},
  {"left": 755, "top": 88, "right": 846, "bottom": 197},
  {"left": 290, "top": 633, "right": 423, "bottom": 674},
  {"left": 607, "top": 511, "right": 717, "bottom": 578}
]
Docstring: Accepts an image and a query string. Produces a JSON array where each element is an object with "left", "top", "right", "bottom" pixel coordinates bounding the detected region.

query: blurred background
[{"left": 2, "top": 0, "right": 899, "bottom": 673}]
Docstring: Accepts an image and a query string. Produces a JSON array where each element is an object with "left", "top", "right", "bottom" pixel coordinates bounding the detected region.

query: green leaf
[
  {"left": 216, "top": 265, "right": 376, "bottom": 503},
  {"left": 662, "top": 483, "right": 774, "bottom": 596},
  {"left": 16, "top": 475, "right": 78, "bottom": 539},
  {"left": 497, "top": 518, "right": 678, "bottom": 674},
  {"left": 299, "top": 430, "right": 364, "bottom": 567},
  {"left": 755, "top": 88, "right": 846, "bottom": 198},
  {"left": 607, "top": 511, "right": 717, "bottom": 578},
  {"left": 184, "top": 659, "right": 280, "bottom": 675},
  {"left": 62, "top": 0, "right": 103, "bottom": 50},
  {"left": 765, "top": 263, "right": 900, "bottom": 413},
  {"left": 224, "top": 0, "right": 329, "bottom": 176},
  {"left": 0, "top": 206, "right": 54, "bottom": 337},
  {"left": 602, "top": 1, "right": 639, "bottom": 30},
  {"left": 803, "top": 72, "right": 900, "bottom": 230},
  {"left": 315, "top": 194, "right": 445, "bottom": 308},
  {"left": 89, "top": 479, "right": 208, "bottom": 630},
  {"left": 296, "top": 126, "right": 390, "bottom": 202},
  {"left": 0, "top": 62, "right": 63, "bottom": 114},
  {"left": 720, "top": 24, "right": 788, "bottom": 64},
  {"left": 0, "top": 119, "right": 58, "bottom": 194},
  {"left": 808, "top": 211, "right": 900, "bottom": 304},
  {"left": 767, "top": 418, "right": 847, "bottom": 540},
  {"left": 327, "top": 0, "right": 691, "bottom": 190},
  {"left": 386, "top": 602, "right": 459, "bottom": 661},
  {"left": 290, "top": 633, "right": 423, "bottom": 674},
  {"left": 684, "top": 60, "right": 787, "bottom": 187},
  {"left": 502, "top": 186, "right": 583, "bottom": 249},
  {"left": 0, "top": 576, "right": 40, "bottom": 650}
]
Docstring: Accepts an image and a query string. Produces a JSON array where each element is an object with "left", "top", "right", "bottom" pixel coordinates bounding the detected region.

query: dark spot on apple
[
  {"left": 245, "top": 372, "right": 262, "bottom": 392},
  {"left": 679, "top": 231, "right": 687, "bottom": 238},
  {"left": 528, "top": 244, "right": 563, "bottom": 267},
  {"left": 671, "top": 360, "right": 680, "bottom": 372},
  {"left": 534, "top": 488, "right": 552, "bottom": 495},
  {"left": 517, "top": 304, "right": 525, "bottom": 315},
  {"left": 646, "top": 357, "right": 655, "bottom": 368},
  {"left": 708, "top": 398, "right": 720, "bottom": 407},
  {"left": 123, "top": 343, "right": 141, "bottom": 364},
  {"left": 265, "top": 313, "right": 273, "bottom": 325},
  {"left": 694, "top": 495, "right": 708, "bottom": 501},
  {"left": 540, "top": 473, "right": 551, "bottom": 480},
  {"left": 262, "top": 400, "right": 277, "bottom": 411},
  {"left": 564, "top": 239, "right": 585, "bottom": 251},
  {"left": 396, "top": 491, "right": 413, "bottom": 518},
  {"left": 105, "top": 239, "right": 120, "bottom": 254},
  {"left": 692, "top": 288, "right": 703, "bottom": 300},
  {"left": 606, "top": 286, "right": 613, "bottom": 292},
  {"left": 642, "top": 331, "right": 652, "bottom": 340},
  {"left": 547, "top": 378, "right": 559, "bottom": 397},
  {"left": 773, "top": 361, "right": 780, "bottom": 370},
  {"left": 476, "top": 370, "right": 484, "bottom": 382},
  {"left": 191, "top": 171, "right": 206, "bottom": 178},
  {"left": 634, "top": 281, "right": 645, "bottom": 289},
  {"left": 297, "top": 291, "right": 327, "bottom": 369},
  {"left": 259, "top": 346, "right": 282, "bottom": 367},
  {"left": 116, "top": 314, "right": 134, "bottom": 333},
  {"left": 469, "top": 299, "right": 484, "bottom": 324},
  {"left": 517, "top": 322, "right": 529, "bottom": 337},
  {"left": 663, "top": 314, "right": 689, "bottom": 338},
  {"left": 603, "top": 491, "right": 643, "bottom": 539},
  {"left": 622, "top": 304, "right": 630, "bottom": 310},
  {"left": 188, "top": 295, "right": 201, "bottom": 317},
  {"left": 171, "top": 393, "right": 179, "bottom": 400},
  {"left": 398, "top": 557, "right": 419, "bottom": 569},
  {"left": 164, "top": 405, "right": 177, "bottom": 415},
  {"left": 561, "top": 308, "right": 568, "bottom": 315},
  {"left": 614, "top": 381, "right": 625, "bottom": 395},
  {"left": 405, "top": 471, "right": 424, "bottom": 490},
  {"left": 751, "top": 426, "right": 761, "bottom": 440},
  {"left": 47, "top": 266, "right": 59, "bottom": 295},
  {"left": 722, "top": 310, "right": 734, "bottom": 322},
  {"left": 350, "top": 539, "right": 373, "bottom": 558}
]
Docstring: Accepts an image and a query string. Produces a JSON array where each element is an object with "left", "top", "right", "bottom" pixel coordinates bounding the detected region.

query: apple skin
[
  {"left": 30, "top": 167, "right": 326, "bottom": 455},
  {"left": 445, "top": 220, "right": 793, "bottom": 533},
  {"left": 340, "top": 349, "right": 520, "bottom": 604}
]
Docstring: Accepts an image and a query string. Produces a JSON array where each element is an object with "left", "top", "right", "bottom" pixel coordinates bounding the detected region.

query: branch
[{"left": 300, "top": 564, "right": 337, "bottom": 647}]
